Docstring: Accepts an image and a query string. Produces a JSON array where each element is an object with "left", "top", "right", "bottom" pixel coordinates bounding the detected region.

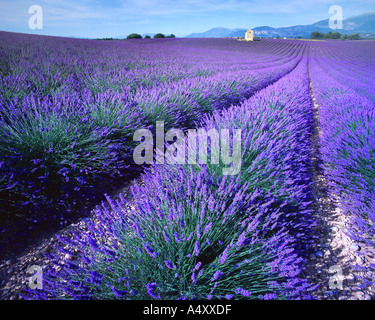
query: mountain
[
  {"left": 187, "top": 27, "right": 239, "bottom": 38},
  {"left": 185, "top": 12, "right": 375, "bottom": 38}
]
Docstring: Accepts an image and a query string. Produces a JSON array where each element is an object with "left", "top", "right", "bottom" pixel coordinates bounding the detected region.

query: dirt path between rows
[{"left": 304, "top": 62, "right": 375, "bottom": 300}]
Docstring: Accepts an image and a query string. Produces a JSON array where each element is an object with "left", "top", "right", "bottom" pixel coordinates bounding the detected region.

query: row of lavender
[
  {"left": 0, "top": 34, "right": 305, "bottom": 252},
  {"left": 309, "top": 42, "right": 375, "bottom": 285},
  {"left": 311, "top": 41, "right": 375, "bottom": 103},
  {"left": 27, "top": 52, "right": 319, "bottom": 300},
  {"left": 0, "top": 35, "right": 299, "bottom": 102}
]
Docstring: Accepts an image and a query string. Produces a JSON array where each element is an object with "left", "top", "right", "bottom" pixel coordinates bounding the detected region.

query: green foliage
[
  {"left": 310, "top": 31, "right": 325, "bottom": 40},
  {"left": 166, "top": 34, "right": 176, "bottom": 38},
  {"left": 341, "top": 33, "right": 361, "bottom": 40},
  {"left": 144, "top": 35, "right": 151, "bottom": 39},
  {"left": 154, "top": 33, "right": 165, "bottom": 38},
  {"left": 324, "top": 31, "right": 341, "bottom": 39},
  {"left": 126, "top": 33, "right": 143, "bottom": 39},
  {"left": 310, "top": 31, "right": 361, "bottom": 40}
]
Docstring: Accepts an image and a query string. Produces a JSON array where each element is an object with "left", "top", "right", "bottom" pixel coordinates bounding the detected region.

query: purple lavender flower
[
  {"left": 211, "top": 270, "right": 223, "bottom": 281},
  {"left": 180, "top": 218, "right": 185, "bottom": 230},
  {"left": 164, "top": 260, "right": 176, "bottom": 270},
  {"left": 191, "top": 272, "right": 197, "bottom": 285},
  {"left": 236, "top": 232, "right": 247, "bottom": 247},
  {"left": 162, "top": 230, "right": 170, "bottom": 243},
  {"left": 235, "top": 287, "right": 252, "bottom": 297},
  {"left": 146, "top": 282, "right": 160, "bottom": 299},
  {"left": 196, "top": 224, "right": 202, "bottom": 238},
  {"left": 264, "top": 293, "right": 277, "bottom": 300},
  {"left": 193, "top": 241, "right": 200, "bottom": 256},
  {"left": 194, "top": 262, "right": 202, "bottom": 271},
  {"left": 203, "top": 221, "right": 213, "bottom": 234},
  {"left": 174, "top": 231, "right": 181, "bottom": 243},
  {"left": 110, "top": 286, "right": 127, "bottom": 299},
  {"left": 218, "top": 245, "right": 230, "bottom": 264},
  {"left": 143, "top": 243, "right": 158, "bottom": 258}
]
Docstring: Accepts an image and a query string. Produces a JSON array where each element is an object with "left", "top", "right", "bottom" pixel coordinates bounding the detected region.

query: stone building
[{"left": 245, "top": 29, "right": 254, "bottom": 41}]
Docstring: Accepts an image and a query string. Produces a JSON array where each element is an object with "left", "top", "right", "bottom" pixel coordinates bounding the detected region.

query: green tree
[
  {"left": 340, "top": 33, "right": 361, "bottom": 40},
  {"left": 297, "top": 36, "right": 302, "bottom": 39},
  {"left": 166, "top": 34, "right": 176, "bottom": 38},
  {"left": 341, "top": 34, "right": 348, "bottom": 40},
  {"left": 331, "top": 32, "right": 342, "bottom": 39},
  {"left": 349, "top": 33, "right": 361, "bottom": 40},
  {"left": 144, "top": 35, "right": 151, "bottom": 39},
  {"left": 126, "top": 33, "right": 142, "bottom": 39},
  {"left": 310, "top": 31, "right": 324, "bottom": 39},
  {"left": 324, "top": 31, "right": 333, "bottom": 39},
  {"left": 154, "top": 33, "right": 165, "bottom": 38}
]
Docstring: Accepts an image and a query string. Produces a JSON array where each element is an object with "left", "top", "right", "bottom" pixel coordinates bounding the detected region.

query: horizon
[{"left": 0, "top": 1, "right": 375, "bottom": 39}]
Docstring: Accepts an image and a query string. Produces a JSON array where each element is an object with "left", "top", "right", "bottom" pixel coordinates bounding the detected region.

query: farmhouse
[{"left": 245, "top": 29, "right": 254, "bottom": 41}]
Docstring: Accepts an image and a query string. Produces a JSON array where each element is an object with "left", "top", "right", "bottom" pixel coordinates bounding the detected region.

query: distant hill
[
  {"left": 185, "top": 12, "right": 375, "bottom": 38},
  {"left": 186, "top": 27, "right": 243, "bottom": 38}
]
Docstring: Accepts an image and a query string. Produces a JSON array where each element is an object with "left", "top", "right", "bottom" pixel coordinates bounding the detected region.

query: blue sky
[{"left": 0, "top": 0, "right": 374, "bottom": 38}]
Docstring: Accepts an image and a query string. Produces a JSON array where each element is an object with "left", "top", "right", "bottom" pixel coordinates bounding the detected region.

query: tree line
[
  {"left": 126, "top": 33, "right": 176, "bottom": 39},
  {"left": 310, "top": 31, "right": 361, "bottom": 40}
]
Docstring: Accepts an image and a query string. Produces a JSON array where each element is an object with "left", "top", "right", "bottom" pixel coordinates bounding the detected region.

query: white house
[{"left": 245, "top": 29, "right": 254, "bottom": 41}]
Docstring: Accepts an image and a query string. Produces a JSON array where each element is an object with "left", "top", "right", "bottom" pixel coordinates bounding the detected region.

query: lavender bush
[
  {"left": 309, "top": 46, "right": 375, "bottom": 287},
  {"left": 0, "top": 33, "right": 304, "bottom": 224},
  {"left": 200, "top": 58, "right": 317, "bottom": 253},
  {"left": 23, "top": 41, "right": 317, "bottom": 300},
  {"left": 27, "top": 165, "right": 312, "bottom": 300}
]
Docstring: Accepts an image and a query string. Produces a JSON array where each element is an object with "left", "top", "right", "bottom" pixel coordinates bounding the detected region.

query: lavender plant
[
  {"left": 0, "top": 90, "right": 144, "bottom": 215},
  {"left": 309, "top": 50, "right": 375, "bottom": 287},
  {"left": 193, "top": 59, "right": 316, "bottom": 252},
  {"left": 27, "top": 165, "right": 311, "bottom": 300},
  {"left": 0, "top": 32, "right": 304, "bottom": 227}
]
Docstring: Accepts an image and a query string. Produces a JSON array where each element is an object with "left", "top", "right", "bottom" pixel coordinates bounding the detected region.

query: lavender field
[{"left": 0, "top": 31, "right": 374, "bottom": 300}]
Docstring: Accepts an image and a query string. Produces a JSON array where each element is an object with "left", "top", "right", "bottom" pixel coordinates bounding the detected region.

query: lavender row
[
  {"left": 26, "top": 56, "right": 319, "bottom": 300},
  {"left": 0, "top": 35, "right": 301, "bottom": 103},
  {"left": 0, "top": 34, "right": 304, "bottom": 231},
  {"left": 201, "top": 54, "right": 316, "bottom": 252},
  {"left": 310, "top": 41, "right": 375, "bottom": 102},
  {"left": 309, "top": 53, "right": 375, "bottom": 279}
]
